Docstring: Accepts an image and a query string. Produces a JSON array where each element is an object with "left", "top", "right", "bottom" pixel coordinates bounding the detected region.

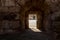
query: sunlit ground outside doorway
[{"left": 28, "top": 14, "right": 42, "bottom": 32}]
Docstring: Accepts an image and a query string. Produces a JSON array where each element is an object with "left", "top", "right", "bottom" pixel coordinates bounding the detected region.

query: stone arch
[
  {"left": 25, "top": 10, "right": 42, "bottom": 30},
  {"left": 19, "top": 0, "right": 50, "bottom": 32}
]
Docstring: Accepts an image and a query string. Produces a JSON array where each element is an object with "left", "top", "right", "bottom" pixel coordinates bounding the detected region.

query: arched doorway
[
  {"left": 25, "top": 11, "right": 42, "bottom": 32},
  {"left": 28, "top": 14, "right": 37, "bottom": 29}
]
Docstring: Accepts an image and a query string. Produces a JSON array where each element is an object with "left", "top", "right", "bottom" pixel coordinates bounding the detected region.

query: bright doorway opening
[{"left": 28, "top": 14, "right": 41, "bottom": 32}]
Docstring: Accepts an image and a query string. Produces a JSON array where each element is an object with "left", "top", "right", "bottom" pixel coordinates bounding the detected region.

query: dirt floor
[{"left": 0, "top": 29, "right": 54, "bottom": 40}]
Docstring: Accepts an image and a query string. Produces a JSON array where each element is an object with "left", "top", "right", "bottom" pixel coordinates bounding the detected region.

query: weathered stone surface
[{"left": 0, "top": 20, "right": 20, "bottom": 33}]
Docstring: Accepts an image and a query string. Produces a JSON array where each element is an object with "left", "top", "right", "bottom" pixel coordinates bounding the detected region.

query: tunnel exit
[
  {"left": 29, "top": 14, "right": 37, "bottom": 28},
  {"left": 28, "top": 14, "right": 41, "bottom": 32}
]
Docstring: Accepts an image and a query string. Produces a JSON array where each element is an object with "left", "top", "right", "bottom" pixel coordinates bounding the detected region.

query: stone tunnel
[{"left": 0, "top": 0, "right": 60, "bottom": 40}]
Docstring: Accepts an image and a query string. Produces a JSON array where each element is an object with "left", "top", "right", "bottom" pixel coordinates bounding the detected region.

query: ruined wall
[
  {"left": 45, "top": 0, "right": 60, "bottom": 39},
  {"left": 0, "top": 0, "right": 22, "bottom": 33},
  {"left": 0, "top": 20, "right": 20, "bottom": 34}
]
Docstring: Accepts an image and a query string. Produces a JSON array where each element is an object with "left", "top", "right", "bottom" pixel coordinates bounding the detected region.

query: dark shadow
[
  {"left": 25, "top": 28, "right": 47, "bottom": 35},
  {"left": 0, "top": 28, "right": 54, "bottom": 40}
]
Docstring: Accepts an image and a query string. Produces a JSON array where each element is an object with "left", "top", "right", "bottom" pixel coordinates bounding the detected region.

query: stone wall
[
  {"left": 0, "top": 6, "right": 20, "bottom": 12},
  {"left": 45, "top": 0, "right": 60, "bottom": 39},
  {"left": 0, "top": 20, "right": 20, "bottom": 34}
]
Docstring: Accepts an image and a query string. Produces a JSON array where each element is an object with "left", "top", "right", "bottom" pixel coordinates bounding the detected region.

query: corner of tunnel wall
[
  {"left": 37, "top": 12, "right": 42, "bottom": 30},
  {"left": 43, "top": 11, "right": 51, "bottom": 32},
  {"left": 19, "top": 10, "right": 26, "bottom": 30}
]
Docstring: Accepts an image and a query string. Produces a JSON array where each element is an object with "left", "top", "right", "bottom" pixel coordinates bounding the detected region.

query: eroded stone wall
[
  {"left": 0, "top": 20, "right": 20, "bottom": 34},
  {"left": 45, "top": 0, "right": 60, "bottom": 39}
]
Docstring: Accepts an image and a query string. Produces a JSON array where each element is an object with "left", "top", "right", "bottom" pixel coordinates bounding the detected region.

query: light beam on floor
[{"left": 29, "top": 20, "right": 42, "bottom": 32}]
